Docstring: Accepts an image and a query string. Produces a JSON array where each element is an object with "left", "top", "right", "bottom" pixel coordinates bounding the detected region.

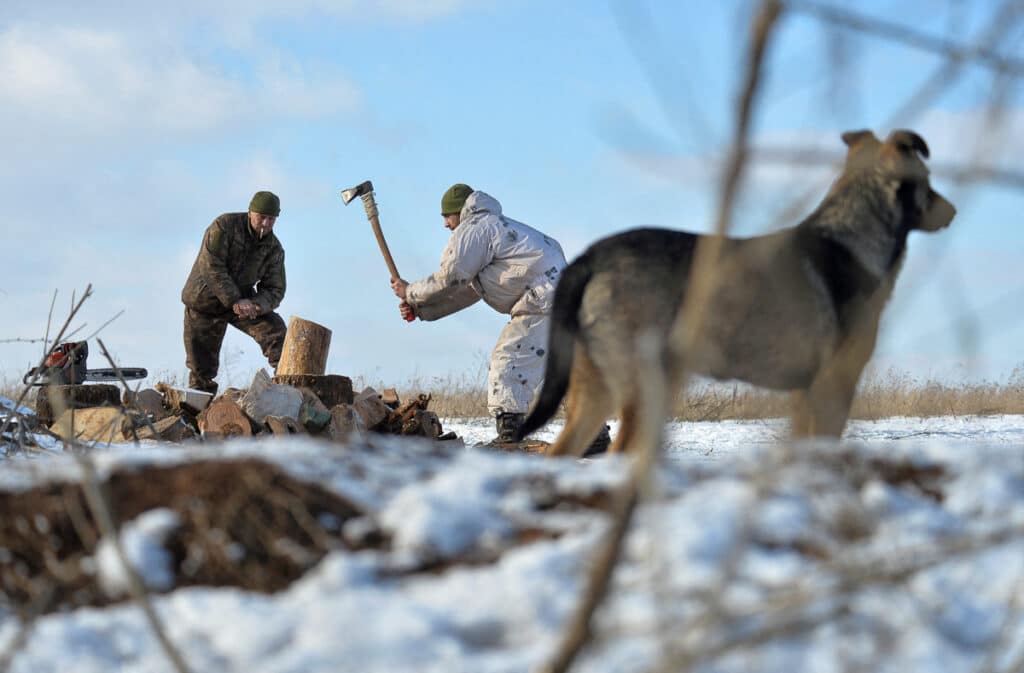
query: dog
[{"left": 515, "top": 129, "right": 956, "bottom": 456}]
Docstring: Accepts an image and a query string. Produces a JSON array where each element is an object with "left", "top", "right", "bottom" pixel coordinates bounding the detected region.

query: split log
[
  {"left": 297, "top": 388, "right": 331, "bottom": 434},
  {"left": 50, "top": 407, "right": 126, "bottom": 443},
  {"left": 132, "top": 416, "right": 196, "bottom": 443},
  {"left": 353, "top": 388, "right": 389, "bottom": 430},
  {"left": 401, "top": 410, "right": 443, "bottom": 438},
  {"left": 122, "top": 389, "right": 169, "bottom": 422},
  {"left": 34, "top": 384, "right": 120, "bottom": 426},
  {"left": 265, "top": 416, "right": 306, "bottom": 436},
  {"left": 276, "top": 316, "right": 332, "bottom": 376},
  {"left": 198, "top": 398, "right": 252, "bottom": 440},
  {"left": 155, "top": 383, "right": 212, "bottom": 414},
  {"left": 327, "top": 403, "right": 365, "bottom": 443},
  {"left": 272, "top": 374, "right": 353, "bottom": 408},
  {"left": 381, "top": 388, "right": 400, "bottom": 409}
]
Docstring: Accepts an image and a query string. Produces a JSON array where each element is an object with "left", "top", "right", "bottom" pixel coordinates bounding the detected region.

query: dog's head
[{"left": 838, "top": 128, "right": 956, "bottom": 233}]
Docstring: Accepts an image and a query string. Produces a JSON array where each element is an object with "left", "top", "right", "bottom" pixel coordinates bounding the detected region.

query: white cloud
[{"left": 0, "top": 23, "right": 361, "bottom": 148}]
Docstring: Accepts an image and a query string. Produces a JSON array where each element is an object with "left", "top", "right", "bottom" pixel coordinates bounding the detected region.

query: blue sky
[{"left": 1, "top": 0, "right": 1022, "bottom": 391}]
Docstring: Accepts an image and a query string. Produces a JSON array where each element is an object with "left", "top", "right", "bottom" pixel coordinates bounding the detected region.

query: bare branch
[
  {"left": 788, "top": 0, "right": 1024, "bottom": 76},
  {"left": 72, "top": 453, "right": 193, "bottom": 673}
]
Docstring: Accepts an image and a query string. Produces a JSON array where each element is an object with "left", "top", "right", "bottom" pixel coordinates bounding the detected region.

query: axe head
[{"left": 341, "top": 180, "right": 374, "bottom": 205}]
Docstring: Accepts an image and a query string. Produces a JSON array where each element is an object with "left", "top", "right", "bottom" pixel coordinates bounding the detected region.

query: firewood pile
[
  {"left": 26, "top": 317, "right": 460, "bottom": 446},
  {"left": 32, "top": 371, "right": 457, "bottom": 446}
]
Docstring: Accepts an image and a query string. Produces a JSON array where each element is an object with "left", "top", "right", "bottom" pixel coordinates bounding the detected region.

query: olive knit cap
[
  {"left": 441, "top": 183, "right": 473, "bottom": 215},
  {"left": 249, "top": 191, "right": 281, "bottom": 216}
]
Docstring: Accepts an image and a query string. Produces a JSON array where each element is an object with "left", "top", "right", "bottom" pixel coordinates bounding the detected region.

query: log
[
  {"left": 381, "top": 388, "right": 400, "bottom": 409},
  {"left": 122, "top": 389, "right": 169, "bottom": 422},
  {"left": 297, "top": 388, "right": 332, "bottom": 434},
  {"left": 327, "top": 403, "right": 364, "bottom": 443},
  {"left": 264, "top": 416, "right": 306, "bottom": 436},
  {"left": 276, "top": 316, "right": 332, "bottom": 376},
  {"left": 156, "top": 383, "right": 213, "bottom": 414},
  {"left": 34, "top": 384, "right": 120, "bottom": 426},
  {"left": 50, "top": 407, "right": 127, "bottom": 443},
  {"left": 198, "top": 398, "right": 253, "bottom": 440},
  {"left": 401, "top": 410, "right": 443, "bottom": 439},
  {"left": 353, "top": 387, "right": 389, "bottom": 430},
  {"left": 131, "top": 415, "right": 196, "bottom": 443},
  {"left": 272, "top": 374, "right": 353, "bottom": 408}
]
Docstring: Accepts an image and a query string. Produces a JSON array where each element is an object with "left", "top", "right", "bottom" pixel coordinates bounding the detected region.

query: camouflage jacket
[{"left": 181, "top": 212, "right": 286, "bottom": 315}]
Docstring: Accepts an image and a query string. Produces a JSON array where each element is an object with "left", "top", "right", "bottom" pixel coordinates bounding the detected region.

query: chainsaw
[{"left": 22, "top": 341, "right": 148, "bottom": 386}]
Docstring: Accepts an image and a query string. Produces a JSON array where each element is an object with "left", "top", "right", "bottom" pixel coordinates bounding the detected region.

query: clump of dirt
[{"left": 0, "top": 459, "right": 368, "bottom": 614}]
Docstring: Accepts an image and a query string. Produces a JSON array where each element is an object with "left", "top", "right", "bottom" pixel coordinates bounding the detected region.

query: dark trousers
[{"left": 183, "top": 307, "right": 287, "bottom": 395}]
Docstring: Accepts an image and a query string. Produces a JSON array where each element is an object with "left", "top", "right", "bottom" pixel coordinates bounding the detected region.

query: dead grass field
[
  {"left": 405, "top": 365, "right": 1024, "bottom": 421},
  {"left": 6, "top": 365, "right": 1022, "bottom": 424}
]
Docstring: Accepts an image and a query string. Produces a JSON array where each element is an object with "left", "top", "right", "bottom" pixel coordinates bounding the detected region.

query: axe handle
[
  {"left": 359, "top": 191, "right": 401, "bottom": 279},
  {"left": 369, "top": 213, "right": 401, "bottom": 279}
]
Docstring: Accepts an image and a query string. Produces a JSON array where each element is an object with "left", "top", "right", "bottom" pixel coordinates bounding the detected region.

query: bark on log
[
  {"left": 34, "top": 384, "right": 120, "bottom": 426},
  {"left": 276, "top": 316, "right": 332, "bottom": 376},
  {"left": 198, "top": 398, "right": 253, "bottom": 440},
  {"left": 272, "top": 374, "right": 353, "bottom": 408}
]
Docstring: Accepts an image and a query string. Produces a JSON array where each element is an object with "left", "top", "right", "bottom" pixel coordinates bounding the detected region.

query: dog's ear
[
  {"left": 887, "top": 130, "right": 930, "bottom": 159},
  {"left": 841, "top": 129, "right": 876, "bottom": 147}
]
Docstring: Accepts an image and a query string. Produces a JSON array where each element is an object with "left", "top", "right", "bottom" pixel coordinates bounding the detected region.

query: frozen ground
[{"left": 1, "top": 414, "right": 1023, "bottom": 672}]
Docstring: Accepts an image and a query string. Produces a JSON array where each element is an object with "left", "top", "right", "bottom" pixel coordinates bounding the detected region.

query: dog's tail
[{"left": 515, "top": 255, "right": 593, "bottom": 441}]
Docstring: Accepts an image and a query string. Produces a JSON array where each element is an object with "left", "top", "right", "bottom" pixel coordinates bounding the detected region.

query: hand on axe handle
[{"left": 390, "top": 277, "right": 409, "bottom": 300}]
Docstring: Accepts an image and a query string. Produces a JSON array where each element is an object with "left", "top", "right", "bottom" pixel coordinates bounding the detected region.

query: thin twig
[
  {"left": 0, "top": 583, "right": 56, "bottom": 673},
  {"left": 42, "top": 289, "right": 57, "bottom": 361},
  {"left": 537, "top": 4, "right": 784, "bottom": 672},
  {"left": 72, "top": 453, "right": 193, "bottom": 673},
  {"left": 96, "top": 338, "right": 158, "bottom": 443},
  {"left": 788, "top": 0, "right": 1024, "bottom": 75},
  {"left": 0, "top": 284, "right": 94, "bottom": 447},
  {"left": 750, "top": 146, "right": 1024, "bottom": 190}
]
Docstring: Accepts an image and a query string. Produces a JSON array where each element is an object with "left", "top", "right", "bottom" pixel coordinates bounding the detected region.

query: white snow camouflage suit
[{"left": 406, "top": 191, "right": 567, "bottom": 416}]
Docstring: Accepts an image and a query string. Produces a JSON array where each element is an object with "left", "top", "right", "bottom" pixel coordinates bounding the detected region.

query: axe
[{"left": 341, "top": 180, "right": 414, "bottom": 321}]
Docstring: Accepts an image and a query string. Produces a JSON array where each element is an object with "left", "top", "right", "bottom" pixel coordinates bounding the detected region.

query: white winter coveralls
[{"left": 406, "top": 191, "right": 567, "bottom": 416}]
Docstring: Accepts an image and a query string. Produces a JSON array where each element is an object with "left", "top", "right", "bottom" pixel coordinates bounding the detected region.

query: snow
[
  {"left": 1, "top": 414, "right": 1024, "bottom": 672},
  {"left": 96, "top": 509, "right": 182, "bottom": 597}
]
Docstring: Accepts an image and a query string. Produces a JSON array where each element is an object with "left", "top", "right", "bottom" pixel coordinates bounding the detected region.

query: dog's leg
[
  {"left": 546, "top": 348, "right": 613, "bottom": 457},
  {"left": 790, "top": 390, "right": 813, "bottom": 438},
  {"left": 608, "top": 402, "right": 635, "bottom": 453}
]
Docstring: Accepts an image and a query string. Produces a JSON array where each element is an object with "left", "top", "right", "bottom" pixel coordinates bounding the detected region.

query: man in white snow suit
[{"left": 390, "top": 184, "right": 573, "bottom": 444}]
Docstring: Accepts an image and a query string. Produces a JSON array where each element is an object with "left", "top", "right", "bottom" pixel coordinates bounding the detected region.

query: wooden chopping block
[
  {"left": 276, "top": 316, "right": 332, "bottom": 376},
  {"left": 272, "top": 374, "right": 353, "bottom": 408}
]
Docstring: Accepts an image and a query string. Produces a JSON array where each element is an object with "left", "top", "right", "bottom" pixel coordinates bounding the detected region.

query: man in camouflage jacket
[{"left": 181, "top": 191, "right": 287, "bottom": 395}]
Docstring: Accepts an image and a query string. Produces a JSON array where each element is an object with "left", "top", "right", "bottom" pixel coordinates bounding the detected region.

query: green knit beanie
[
  {"left": 249, "top": 191, "right": 281, "bottom": 216},
  {"left": 440, "top": 183, "right": 473, "bottom": 215}
]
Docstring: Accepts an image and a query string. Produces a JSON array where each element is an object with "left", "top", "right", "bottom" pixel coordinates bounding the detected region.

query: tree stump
[
  {"left": 276, "top": 316, "right": 332, "bottom": 376},
  {"left": 198, "top": 398, "right": 253, "bottom": 440},
  {"left": 272, "top": 374, "right": 353, "bottom": 408},
  {"left": 34, "top": 384, "right": 120, "bottom": 427}
]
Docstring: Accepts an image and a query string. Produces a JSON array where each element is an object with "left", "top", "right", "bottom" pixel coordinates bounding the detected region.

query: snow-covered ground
[{"left": 2, "top": 414, "right": 1024, "bottom": 672}]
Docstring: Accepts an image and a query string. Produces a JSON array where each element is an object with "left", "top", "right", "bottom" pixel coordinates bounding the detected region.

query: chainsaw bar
[{"left": 23, "top": 367, "right": 148, "bottom": 386}]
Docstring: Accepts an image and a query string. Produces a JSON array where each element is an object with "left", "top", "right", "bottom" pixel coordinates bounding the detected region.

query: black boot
[
  {"left": 495, "top": 412, "right": 526, "bottom": 443},
  {"left": 582, "top": 424, "right": 612, "bottom": 457}
]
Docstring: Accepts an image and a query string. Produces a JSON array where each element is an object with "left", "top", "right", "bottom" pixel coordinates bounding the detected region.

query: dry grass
[
  {"left": 7, "top": 364, "right": 1023, "bottom": 423},
  {"left": 411, "top": 364, "right": 1024, "bottom": 421}
]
